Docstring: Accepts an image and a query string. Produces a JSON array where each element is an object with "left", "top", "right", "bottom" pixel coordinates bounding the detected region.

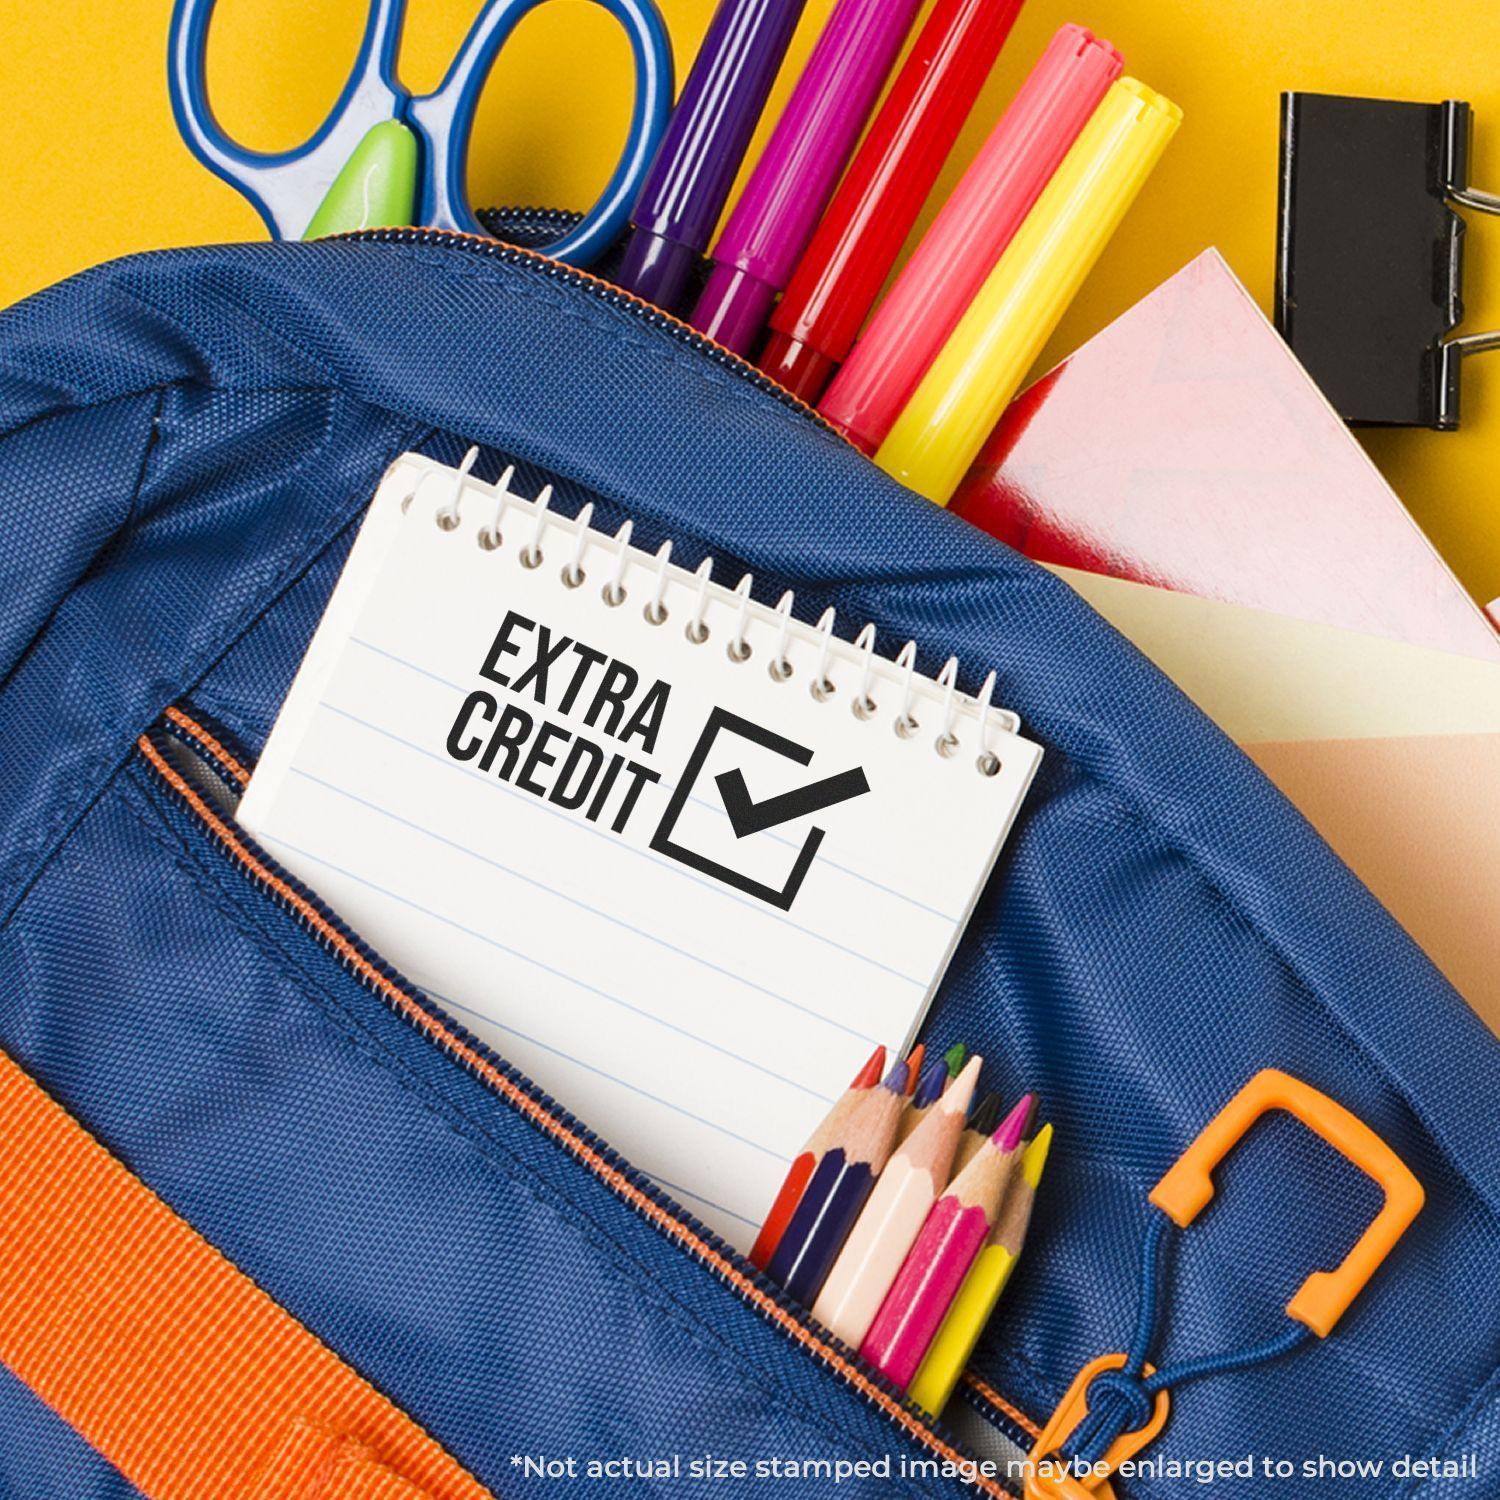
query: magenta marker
[{"left": 689, "top": 0, "right": 926, "bottom": 354}]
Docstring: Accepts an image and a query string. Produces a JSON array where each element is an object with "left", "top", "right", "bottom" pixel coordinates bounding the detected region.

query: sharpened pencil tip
[
  {"left": 883, "top": 1058, "right": 911, "bottom": 1095},
  {"left": 942, "top": 1041, "right": 967, "bottom": 1077},
  {"left": 994, "top": 1093, "right": 1034, "bottom": 1152},
  {"left": 850, "top": 1045, "right": 887, "bottom": 1090},
  {"left": 940, "top": 1055, "right": 983, "bottom": 1115},
  {"left": 902, "top": 1044, "right": 925, "bottom": 1095},
  {"left": 967, "top": 1090, "right": 1001, "bottom": 1137},
  {"left": 1021, "top": 1122, "right": 1053, "bottom": 1186},
  {"left": 912, "top": 1058, "right": 948, "bottom": 1108}
]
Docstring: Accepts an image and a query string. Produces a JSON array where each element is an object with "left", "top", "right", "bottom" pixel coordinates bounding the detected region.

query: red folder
[{"left": 952, "top": 249, "right": 1500, "bottom": 661}]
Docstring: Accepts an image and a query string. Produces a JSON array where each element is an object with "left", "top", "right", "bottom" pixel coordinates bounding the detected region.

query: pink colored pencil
[
  {"left": 812, "top": 1056, "right": 982, "bottom": 1350},
  {"left": 859, "top": 1093, "right": 1033, "bottom": 1386}
]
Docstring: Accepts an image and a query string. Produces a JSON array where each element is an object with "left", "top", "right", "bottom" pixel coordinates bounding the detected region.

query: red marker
[
  {"left": 819, "top": 23, "right": 1123, "bottom": 452},
  {"left": 758, "top": 0, "right": 1027, "bottom": 402}
]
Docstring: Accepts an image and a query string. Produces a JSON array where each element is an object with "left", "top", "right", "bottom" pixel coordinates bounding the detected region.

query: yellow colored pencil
[
  {"left": 875, "top": 79, "right": 1181, "bottom": 505},
  {"left": 908, "top": 1122, "right": 1053, "bottom": 1417}
]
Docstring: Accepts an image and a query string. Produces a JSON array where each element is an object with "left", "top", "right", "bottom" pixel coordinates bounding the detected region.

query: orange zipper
[{"left": 147, "top": 708, "right": 1042, "bottom": 1493}]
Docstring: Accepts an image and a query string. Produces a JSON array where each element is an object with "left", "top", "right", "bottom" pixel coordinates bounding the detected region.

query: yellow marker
[
  {"left": 875, "top": 80, "right": 1182, "bottom": 505},
  {"left": 908, "top": 1123, "right": 1053, "bottom": 1418}
]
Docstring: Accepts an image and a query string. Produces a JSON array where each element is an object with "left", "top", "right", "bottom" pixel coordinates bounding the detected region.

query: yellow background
[{"left": 4, "top": 0, "right": 1499, "bottom": 608}]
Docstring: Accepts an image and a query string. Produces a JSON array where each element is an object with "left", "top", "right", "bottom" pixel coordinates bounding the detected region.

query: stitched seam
[
  {"left": 2, "top": 257, "right": 1484, "bottom": 1230},
  {"left": 0, "top": 386, "right": 168, "bottom": 702},
  {"left": 117, "top": 760, "right": 981, "bottom": 1500},
  {"left": 1399, "top": 1363, "right": 1500, "bottom": 1499},
  {"left": 357, "top": 238, "right": 842, "bottom": 434},
  {"left": 0, "top": 418, "right": 427, "bottom": 935},
  {"left": 134, "top": 730, "right": 1026, "bottom": 1496}
]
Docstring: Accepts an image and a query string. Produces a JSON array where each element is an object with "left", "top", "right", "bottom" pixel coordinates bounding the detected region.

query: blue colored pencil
[
  {"left": 894, "top": 1057, "right": 951, "bottom": 1145},
  {"left": 766, "top": 1057, "right": 909, "bottom": 1305}
]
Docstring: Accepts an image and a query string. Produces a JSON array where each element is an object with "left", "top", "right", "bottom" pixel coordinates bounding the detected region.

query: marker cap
[
  {"left": 617, "top": 229, "right": 702, "bottom": 315},
  {"left": 692, "top": 264, "right": 780, "bottom": 355},
  {"left": 759, "top": 330, "right": 839, "bottom": 402},
  {"left": 819, "top": 23, "right": 1124, "bottom": 452}
]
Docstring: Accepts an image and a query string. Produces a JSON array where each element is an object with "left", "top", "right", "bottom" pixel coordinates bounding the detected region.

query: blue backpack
[{"left": 1, "top": 231, "right": 1495, "bottom": 1498}]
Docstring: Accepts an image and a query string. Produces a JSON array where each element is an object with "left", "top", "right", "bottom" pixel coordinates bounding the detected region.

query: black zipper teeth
[
  {"left": 140, "top": 720, "right": 1037, "bottom": 1485},
  {"left": 334, "top": 225, "right": 845, "bottom": 436}
]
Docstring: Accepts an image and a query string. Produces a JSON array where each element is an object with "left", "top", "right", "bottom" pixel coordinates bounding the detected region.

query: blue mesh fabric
[{"left": 0, "top": 237, "right": 1495, "bottom": 1497}]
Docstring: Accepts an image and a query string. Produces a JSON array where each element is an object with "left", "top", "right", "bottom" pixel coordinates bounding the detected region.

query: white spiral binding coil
[{"left": 408, "top": 451, "right": 1024, "bottom": 776}]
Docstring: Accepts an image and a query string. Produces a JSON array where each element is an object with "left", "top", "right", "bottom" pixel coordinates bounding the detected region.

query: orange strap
[{"left": 0, "top": 1048, "right": 493, "bottom": 1500}]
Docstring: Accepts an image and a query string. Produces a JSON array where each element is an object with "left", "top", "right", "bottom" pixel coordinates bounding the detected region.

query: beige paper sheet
[
  {"left": 1049, "top": 566, "right": 1500, "bottom": 743},
  {"left": 1048, "top": 566, "right": 1500, "bottom": 1024}
]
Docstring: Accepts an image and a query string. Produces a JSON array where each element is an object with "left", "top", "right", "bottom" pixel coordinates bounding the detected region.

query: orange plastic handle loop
[
  {"left": 1149, "top": 1069, "right": 1424, "bottom": 1336},
  {"left": 1024, "top": 1354, "right": 1170, "bottom": 1500}
]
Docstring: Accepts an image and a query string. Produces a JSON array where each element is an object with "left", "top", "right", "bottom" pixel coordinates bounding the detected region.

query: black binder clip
[{"left": 1276, "top": 92, "right": 1500, "bottom": 429}]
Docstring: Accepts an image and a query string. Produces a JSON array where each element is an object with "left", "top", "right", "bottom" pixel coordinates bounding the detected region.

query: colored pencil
[
  {"left": 859, "top": 1093, "right": 1033, "bottom": 1386},
  {"left": 813, "top": 1056, "right": 981, "bottom": 1349},
  {"left": 765, "top": 1058, "right": 910, "bottom": 1305},
  {"left": 895, "top": 1057, "right": 950, "bottom": 1144},
  {"left": 951, "top": 1089, "right": 1001, "bottom": 1175},
  {"left": 909, "top": 1122, "right": 1053, "bottom": 1416},
  {"left": 749, "top": 1044, "right": 886, "bottom": 1269},
  {"left": 943, "top": 1042, "right": 968, "bottom": 1079},
  {"left": 903, "top": 1043, "right": 926, "bottom": 1096}
]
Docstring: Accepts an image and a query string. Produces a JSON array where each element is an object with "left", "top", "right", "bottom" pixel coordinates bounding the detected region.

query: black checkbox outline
[{"left": 650, "top": 707, "right": 836, "bottom": 911}]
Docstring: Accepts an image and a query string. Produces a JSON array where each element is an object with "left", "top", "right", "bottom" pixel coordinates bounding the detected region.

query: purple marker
[
  {"left": 689, "top": 0, "right": 925, "bottom": 354},
  {"left": 618, "top": 0, "right": 809, "bottom": 312}
]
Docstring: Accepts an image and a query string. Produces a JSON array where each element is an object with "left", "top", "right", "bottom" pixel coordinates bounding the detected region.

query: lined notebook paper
[{"left": 241, "top": 454, "right": 1041, "bottom": 1246}]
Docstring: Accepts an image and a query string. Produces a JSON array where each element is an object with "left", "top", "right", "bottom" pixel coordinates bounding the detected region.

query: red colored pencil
[{"left": 749, "top": 1045, "right": 885, "bottom": 1269}]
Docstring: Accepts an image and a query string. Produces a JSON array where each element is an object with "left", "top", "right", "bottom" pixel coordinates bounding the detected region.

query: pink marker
[
  {"left": 819, "top": 24, "right": 1122, "bottom": 452},
  {"left": 859, "top": 1094, "right": 1033, "bottom": 1387}
]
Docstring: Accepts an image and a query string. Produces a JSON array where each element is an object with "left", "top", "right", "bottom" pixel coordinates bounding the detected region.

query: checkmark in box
[{"left": 650, "top": 708, "right": 870, "bottom": 910}]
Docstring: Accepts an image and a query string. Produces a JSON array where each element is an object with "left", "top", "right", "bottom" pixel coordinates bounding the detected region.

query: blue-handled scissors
[{"left": 168, "top": 0, "right": 674, "bottom": 267}]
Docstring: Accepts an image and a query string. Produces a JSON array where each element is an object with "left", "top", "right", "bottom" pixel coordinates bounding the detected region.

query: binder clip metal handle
[
  {"left": 1278, "top": 93, "right": 1500, "bottom": 429},
  {"left": 1435, "top": 100, "right": 1500, "bottom": 426}
]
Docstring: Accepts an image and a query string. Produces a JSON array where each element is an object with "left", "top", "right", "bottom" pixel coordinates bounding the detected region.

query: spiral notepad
[{"left": 241, "top": 452, "right": 1042, "bottom": 1247}]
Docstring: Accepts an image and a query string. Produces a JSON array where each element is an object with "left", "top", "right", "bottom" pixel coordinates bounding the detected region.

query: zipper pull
[
  {"left": 1024, "top": 1354, "right": 1169, "bottom": 1499},
  {"left": 1024, "top": 1069, "right": 1424, "bottom": 1496}
]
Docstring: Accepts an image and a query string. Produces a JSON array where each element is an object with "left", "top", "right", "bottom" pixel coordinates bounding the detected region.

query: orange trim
[
  {"left": 140, "top": 726, "right": 1038, "bottom": 1488},
  {"left": 1024, "top": 1355, "right": 1169, "bottom": 1500},
  {"left": 251, "top": 1419, "right": 437, "bottom": 1500},
  {"left": 0, "top": 1046, "right": 491, "bottom": 1500},
  {"left": 163, "top": 704, "right": 251, "bottom": 786},
  {"left": 962, "top": 1372, "right": 1044, "bottom": 1439}
]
